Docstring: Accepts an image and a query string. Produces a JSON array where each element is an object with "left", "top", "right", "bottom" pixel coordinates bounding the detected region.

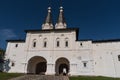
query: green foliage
[
  {"left": 0, "top": 74, "right": 120, "bottom": 80},
  {"left": 0, "top": 48, "right": 5, "bottom": 53},
  {"left": 0, "top": 48, "right": 5, "bottom": 72},
  {"left": 0, "top": 48, "right": 5, "bottom": 60},
  {"left": 70, "top": 76, "right": 120, "bottom": 80},
  {"left": 0, "top": 73, "right": 24, "bottom": 80}
]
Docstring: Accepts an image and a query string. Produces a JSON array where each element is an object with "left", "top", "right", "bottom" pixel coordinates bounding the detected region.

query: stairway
[{"left": 9, "top": 75, "right": 69, "bottom": 80}]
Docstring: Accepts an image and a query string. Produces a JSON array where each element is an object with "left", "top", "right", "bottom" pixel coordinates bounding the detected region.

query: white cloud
[
  {"left": 0, "top": 29, "right": 18, "bottom": 49},
  {"left": 0, "top": 29, "right": 17, "bottom": 39}
]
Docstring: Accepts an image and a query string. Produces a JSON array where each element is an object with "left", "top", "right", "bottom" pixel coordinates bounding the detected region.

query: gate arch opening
[
  {"left": 55, "top": 57, "right": 70, "bottom": 75},
  {"left": 27, "top": 56, "right": 47, "bottom": 74}
]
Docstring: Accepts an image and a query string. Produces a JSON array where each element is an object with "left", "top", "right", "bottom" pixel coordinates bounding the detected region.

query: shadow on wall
[{"left": 4, "top": 59, "right": 11, "bottom": 72}]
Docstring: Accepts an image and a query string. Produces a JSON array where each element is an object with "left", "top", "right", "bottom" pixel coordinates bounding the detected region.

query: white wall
[
  {"left": 5, "top": 42, "right": 26, "bottom": 73},
  {"left": 5, "top": 30, "right": 120, "bottom": 77},
  {"left": 93, "top": 42, "right": 120, "bottom": 77}
]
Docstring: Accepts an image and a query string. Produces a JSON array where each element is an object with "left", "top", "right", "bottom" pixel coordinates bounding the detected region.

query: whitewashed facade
[{"left": 5, "top": 7, "right": 120, "bottom": 78}]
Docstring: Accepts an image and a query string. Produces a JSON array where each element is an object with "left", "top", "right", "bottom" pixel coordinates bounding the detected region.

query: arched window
[
  {"left": 83, "top": 62, "right": 87, "bottom": 67},
  {"left": 118, "top": 55, "right": 120, "bottom": 61},
  {"left": 33, "top": 42, "right": 36, "bottom": 47},
  {"left": 11, "top": 61, "right": 15, "bottom": 67},
  {"left": 43, "top": 38, "right": 47, "bottom": 48},
  {"left": 56, "top": 38, "right": 60, "bottom": 47},
  {"left": 33, "top": 39, "right": 37, "bottom": 48},
  {"left": 44, "top": 42, "right": 47, "bottom": 47},
  {"left": 80, "top": 43, "right": 83, "bottom": 46},
  {"left": 65, "top": 38, "right": 69, "bottom": 47},
  {"left": 15, "top": 44, "right": 18, "bottom": 48},
  {"left": 11, "top": 62, "right": 15, "bottom": 67},
  {"left": 82, "top": 61, "right": 88, "bottom": 68},
  {"left": 57, "top": 41, "right": 60, "bottom": 47}
]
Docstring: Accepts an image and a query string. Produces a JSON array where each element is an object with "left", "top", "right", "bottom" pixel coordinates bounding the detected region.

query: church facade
[{"left": 5, "top": 6, "right": 120, "bottom": 78}]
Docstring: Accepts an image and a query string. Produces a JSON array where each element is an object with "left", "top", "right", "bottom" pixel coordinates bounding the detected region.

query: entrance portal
[
  {"left": 35, "top": 62, "right": 47, "bottom": 74},
  {"left": 59, "top": 64, "right": 69, "bottom": 74},
  {"left": 55, "top": 57, "right": 69, "bottom": 75},
  {"left": 27, "top": 56, "right": 47, "bottom": 74}
]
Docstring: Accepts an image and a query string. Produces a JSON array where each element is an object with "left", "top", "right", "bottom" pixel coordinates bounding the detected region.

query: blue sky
[{"left": 0, "top": 0, "right": 120, "bottom": 49}]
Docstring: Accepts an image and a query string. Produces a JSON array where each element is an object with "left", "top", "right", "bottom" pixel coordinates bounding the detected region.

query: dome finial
[
  {"left": 60, "top": 6, "right": 63, "bottom": 12},
  {"left": 48, "top": 7, "right": 51, "bottom": 12}
]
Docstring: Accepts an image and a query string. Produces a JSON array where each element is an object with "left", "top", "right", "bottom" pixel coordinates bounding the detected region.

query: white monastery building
[{"left": 5, "top": 6, "right": 120, "bottom": 78}]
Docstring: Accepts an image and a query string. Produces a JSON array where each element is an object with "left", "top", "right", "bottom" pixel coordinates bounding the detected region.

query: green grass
[
  {"left": 0, "top": 73, "right": 120, "bottom": 80},
  {"left": 0, "top": 73, "right": 24, "bottom": 80},
  {"left": 70, "top": 76, "right": 120, "bottom": 80}
]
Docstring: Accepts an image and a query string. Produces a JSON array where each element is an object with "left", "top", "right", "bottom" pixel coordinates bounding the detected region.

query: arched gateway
[
  {"left": 55, "top": 57, "right": 70, "bottom": 75},
  {"left": 27, "top": 56, "right": 47, "bottom": 74}
]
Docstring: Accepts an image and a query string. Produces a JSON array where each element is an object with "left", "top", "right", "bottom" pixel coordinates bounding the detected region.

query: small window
[
  {"left": 43, "top": 38, "right": 47, "bottom": 48},
  {"left": 80, "top": 43, "right": 82, "bottom": 46},
  {"left": 33, "top": 42, "right": 36, "bottom": 47},
  {"left": 56, "top": 38, "right": 60, "bottom": 47},
  {"left": 44, "top": 41, "right": 47, "bottom": 47},
  {"left": 57, "top": 41, "right": 60, "bottom": 47},
  {"left": 65, "top": 38, "right": 69, "bottom": 47},
  {"left": 32, "top": 39, "right": 37, "bottom": 48},
  {"left": 83, "top": 62, "right": 87, "bottom": 67},
  {"left": 11, "top": 62, "right": 15, "bottom": 67},
  {"left": 65, "top": 41, "right": 68, "bottom": 47},
  {"left": 118, "top": 55, "right": 120, "bottom": 61},
  {"left": 15, "top": 44, "right": 18, "bottom": 48}
]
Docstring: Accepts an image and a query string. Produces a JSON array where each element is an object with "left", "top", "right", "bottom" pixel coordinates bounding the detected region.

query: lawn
[
  {"left": 70, "top": 76, "right": 120, "bottom": 80},
  {"left": 0, "top": 73, "right": 24, "bottom": 80}
]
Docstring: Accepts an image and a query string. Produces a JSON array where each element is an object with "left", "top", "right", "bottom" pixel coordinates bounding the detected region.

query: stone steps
[{"left": 9, "top": 75, "right": 69, "bottom": 80}]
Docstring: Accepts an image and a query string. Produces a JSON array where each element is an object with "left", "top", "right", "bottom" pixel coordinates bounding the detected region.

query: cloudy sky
[{"left": 0, "top": 0, "right": 120, "bottom": 49}]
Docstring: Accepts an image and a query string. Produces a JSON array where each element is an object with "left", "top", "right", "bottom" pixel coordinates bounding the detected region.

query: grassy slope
[
  {"left": 70, "top": 76, "right": 120, "bottom": 80},
  {"left": 0, "top": 73, "right": 24, "bottom": 80}
]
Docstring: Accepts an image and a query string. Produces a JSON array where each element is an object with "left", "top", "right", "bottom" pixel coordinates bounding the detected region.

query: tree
[{"left": 0, "top": 48, "right": 5, "bottom": 72}]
